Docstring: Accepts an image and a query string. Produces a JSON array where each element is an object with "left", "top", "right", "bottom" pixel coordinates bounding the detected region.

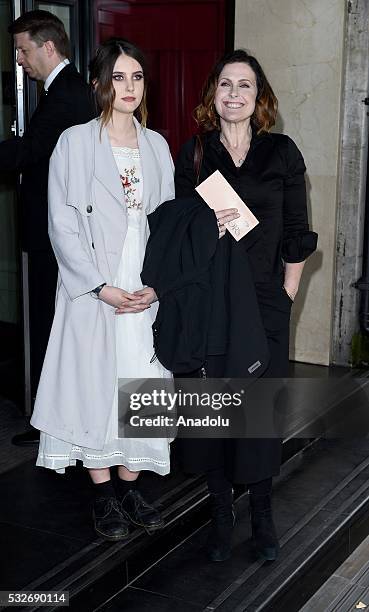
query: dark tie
[{"left": 38, "top": 88, "right": 48, "bottom": 107}]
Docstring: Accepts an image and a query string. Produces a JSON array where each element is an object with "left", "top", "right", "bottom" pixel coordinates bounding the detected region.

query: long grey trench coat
[{"left": 31, "top": 117, "right": 175, "bottom": 449}]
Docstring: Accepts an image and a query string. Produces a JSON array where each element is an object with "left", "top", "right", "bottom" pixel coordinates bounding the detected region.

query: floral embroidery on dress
[
  {"left": 119, "top": 167, "right": 142, "bottom": 210},
  {"left": 112, "top": 147, "right": 143, "bottom": 211}
]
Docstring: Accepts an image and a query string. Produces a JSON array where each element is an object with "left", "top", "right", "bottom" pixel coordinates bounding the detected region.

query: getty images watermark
[
  {"left": 118, "top": 378, "right": 248, "bottom": 438},
  {"left": 127, "top": 386, "right": 244, "bottom": 434},
  {"left": 117, "top": 376, "right": 369, "bottom": 439}
]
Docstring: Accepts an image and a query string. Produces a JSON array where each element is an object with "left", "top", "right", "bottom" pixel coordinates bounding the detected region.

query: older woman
[
  {"left": 174, "top": 49, "right": 317, "bottom": 561},
  {"left": 31, "top": 39, "right": 174, "bottom": 540}
]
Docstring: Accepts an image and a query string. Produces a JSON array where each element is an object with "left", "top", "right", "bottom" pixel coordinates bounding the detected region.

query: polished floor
[
  {"left": 97, "top": 438, "right": 369, "bottom": 611},
  {"left": 1, "top": 362, "right": 368, "bottom": 611}
]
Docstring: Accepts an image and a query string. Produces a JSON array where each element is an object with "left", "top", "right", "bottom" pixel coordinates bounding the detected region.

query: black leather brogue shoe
[
  {"left": 93, "top": 497, "right": 130, "bottom": 541},
  {"left": 120, "top": 490, "right": 164, "bottom": 534}
]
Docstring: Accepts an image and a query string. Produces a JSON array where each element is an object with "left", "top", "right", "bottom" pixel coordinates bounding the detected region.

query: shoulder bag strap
[{"left": 193, "top": 134, "right": 204, "bottom": 187}]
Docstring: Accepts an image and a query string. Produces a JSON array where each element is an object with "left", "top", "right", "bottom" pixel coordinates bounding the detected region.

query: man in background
[{"left": 0, "top": 10, "right": 96, "bottom": 444}]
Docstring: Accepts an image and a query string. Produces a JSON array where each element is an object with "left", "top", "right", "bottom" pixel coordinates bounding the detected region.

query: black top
[
  {"left": 0, "top": 63, "right": 96, "bottom": 251},
  {"left": 175, "top": 129, "right": 317, "bottom": 353}
]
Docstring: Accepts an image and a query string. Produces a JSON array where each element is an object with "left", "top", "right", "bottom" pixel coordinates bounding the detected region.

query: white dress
[{"left": 36, "top": 147, "right": 171, "bottom": 475}]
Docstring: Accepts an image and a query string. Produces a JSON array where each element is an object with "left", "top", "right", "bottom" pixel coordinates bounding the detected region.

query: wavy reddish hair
[{"left": 195, "top": 49, "right": 278, "bottom": 134}]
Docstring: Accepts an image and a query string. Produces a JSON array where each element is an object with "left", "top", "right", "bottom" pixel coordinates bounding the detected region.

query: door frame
[
  {"left": 23, "top": 0, "right": 83, "bottom": 118},
  {"left": 14, "top": 0, "right": 90, "bottom": 413}
]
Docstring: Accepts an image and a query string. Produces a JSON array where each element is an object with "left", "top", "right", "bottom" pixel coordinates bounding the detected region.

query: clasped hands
[
  {"left": 97, "top": 207, "right": 240, "bottom": 314},
  {"left": 98, "top": 285, "right": 157, "bottom": 314}
]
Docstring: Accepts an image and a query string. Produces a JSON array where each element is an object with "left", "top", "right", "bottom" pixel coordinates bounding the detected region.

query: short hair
[
  {"left": 195, "top": 49, "right": 278, "bottom": 134},
  {"left": 89, "top": 38, "right": 148, "bottom": 129},
  {"left": 9, "top": 10, "right": 70, "bottom": 59}
]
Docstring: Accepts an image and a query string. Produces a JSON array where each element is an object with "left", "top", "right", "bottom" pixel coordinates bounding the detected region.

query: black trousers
[
  {"left": 175, "top": 281, "right": 292, "bottom": 484},
  {"left": 28, "top": 248, "right": 58, "bottom": 402}
]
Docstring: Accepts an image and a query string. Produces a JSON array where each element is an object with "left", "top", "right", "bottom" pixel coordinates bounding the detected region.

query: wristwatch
[{"left": 90, "top": 283, "right": 106, "bottom": 299}]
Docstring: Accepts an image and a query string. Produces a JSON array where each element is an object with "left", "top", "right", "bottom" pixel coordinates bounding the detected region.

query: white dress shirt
[{"left": 44, "top": 58, "right": 70, "bottom": 92}]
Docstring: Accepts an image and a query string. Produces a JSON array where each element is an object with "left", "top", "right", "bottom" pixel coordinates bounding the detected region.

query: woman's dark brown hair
[
  {"left": 89, "top": 38, "right": 148, "bottom": 129},
  {"left": 195, "top": 49, "right": 278, "bottom": 134}
]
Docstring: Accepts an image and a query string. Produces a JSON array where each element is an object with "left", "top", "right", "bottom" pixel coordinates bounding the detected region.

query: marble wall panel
[{"left": 235, "top": 0, "right": 346, "bottom": 364}]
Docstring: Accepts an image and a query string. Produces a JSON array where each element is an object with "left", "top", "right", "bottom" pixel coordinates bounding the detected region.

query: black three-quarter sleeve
[{"left": 282, "top": 137, "right": 317, "bottom": 263}]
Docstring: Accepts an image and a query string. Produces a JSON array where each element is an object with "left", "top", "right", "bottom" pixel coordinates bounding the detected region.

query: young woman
[{"left": 31, "top": 39, "right": 175, "bottom": 540}]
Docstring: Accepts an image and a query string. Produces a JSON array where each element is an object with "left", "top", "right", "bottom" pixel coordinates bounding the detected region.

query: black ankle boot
[
  {"left": 120, "top": 490, "right": 164, "bottom": 534},
  {"left": 93, "top": 496, "right": 130, "bottom": 541},
  {"left": 206, "top": 489, "right": 235, "bottom": 562},
  {"left": 249, "top": 493, "right": 279, "bottom": 561}
]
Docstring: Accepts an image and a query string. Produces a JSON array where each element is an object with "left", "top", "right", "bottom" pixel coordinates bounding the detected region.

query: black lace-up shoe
[
  {"left": 93, "top": 497, "right": 130, "bottom": 541},
  {"left": 120, "top": 490, "right": 164, "bottom": 534}
]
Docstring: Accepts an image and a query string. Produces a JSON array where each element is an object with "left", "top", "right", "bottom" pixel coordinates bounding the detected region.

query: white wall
[{"left": 235, "top": 0, "right": 346, "bottom": 365}]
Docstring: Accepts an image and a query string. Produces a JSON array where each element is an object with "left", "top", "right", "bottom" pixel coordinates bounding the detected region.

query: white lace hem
[{"left": 36, "top": 446, "right": 171, "bottom": 475}]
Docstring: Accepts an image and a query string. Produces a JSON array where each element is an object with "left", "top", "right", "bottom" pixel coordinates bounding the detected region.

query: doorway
[
  {"left": 0, "top": 0, "right": 21, "bottom": 403},
  {"left": 1, "top": 0, "right": 87, "bottom": 413},
  {"left": 94, "top": 0, "right": 229, "bottom": 156}
]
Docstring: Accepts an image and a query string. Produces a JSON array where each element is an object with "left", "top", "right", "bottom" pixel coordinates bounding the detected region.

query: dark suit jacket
[{"left": 0, "top": 63, "right": 96, "bottom": 251}]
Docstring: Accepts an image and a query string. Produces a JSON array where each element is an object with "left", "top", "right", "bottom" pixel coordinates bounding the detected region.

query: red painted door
[{"left": 94, "top": 0, "right": 226, "bottom": 156}]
